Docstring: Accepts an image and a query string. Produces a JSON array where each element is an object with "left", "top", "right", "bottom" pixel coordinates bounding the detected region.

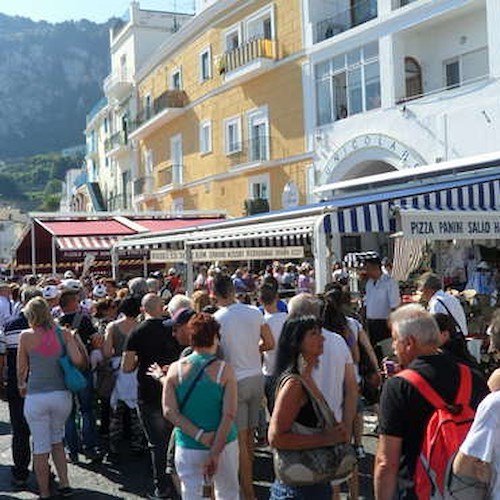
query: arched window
[{"left": 405, "top": 57, "right": 422, "bottom": 99}]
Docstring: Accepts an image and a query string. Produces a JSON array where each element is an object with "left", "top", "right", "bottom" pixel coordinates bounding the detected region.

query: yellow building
[{"left": 129, "top": 0, "right": 311, "bottom": 217}]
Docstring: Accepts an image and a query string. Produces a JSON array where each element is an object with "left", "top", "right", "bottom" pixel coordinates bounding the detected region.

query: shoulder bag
[
  {"left": 55, "top": 326, "right": 87, "bottom": 393},
  {"left": 273, "top": 374, "right": 357, "bottom": 486}
]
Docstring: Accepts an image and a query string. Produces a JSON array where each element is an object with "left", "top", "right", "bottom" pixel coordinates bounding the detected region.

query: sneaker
[
  {"left": 67, "top": 452, "right": 79, "bottom": 464},
  {"left": 356, "top": 445, "right": 366, "bottom": 459}
]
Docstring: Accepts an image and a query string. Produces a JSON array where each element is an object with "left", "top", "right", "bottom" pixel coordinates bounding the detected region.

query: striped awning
[
  {"left": 56, "top": 235, "right": 119, "bottom": 252},
  {"left": 334, "top": 176, "right": 500, "bottom": 234}
]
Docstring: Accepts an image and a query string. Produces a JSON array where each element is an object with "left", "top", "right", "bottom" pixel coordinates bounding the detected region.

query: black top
[
  {"left": 58, "top": 311, "right": 96, "bottom": 353},
  {"left": 379, "top": 352, "right": 489, "bottom": 499},
  {"left": 295, "top": 396, "right": 320, "bottom": 428},
  {"left": 125, "top": 318, "right": 180, "bottom": 405},
  {"left": 3, "top": 313, "right": 29, "bottom": 395}
]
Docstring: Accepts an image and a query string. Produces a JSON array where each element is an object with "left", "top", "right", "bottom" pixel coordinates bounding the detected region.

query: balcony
[
  {"left": 104, "top": 131, "right": 128, "bottom": 153},
  {"left": 393, "top": 0, "right": 419, "bottom": 9},
  {"left": 315, "top": 0, "right": 377, "bottom": 44},
  {"left": 244, "top": 198, "right": 270, "bottom": 216},
  {"left": 103, "top": 72, "right": 133, "bottom": 102},
  {"left": 228, "top": 136, "right": 272, "bottom": 169},
  {"left": 157, "top": 163, "right": 183, "bottom": 189},
  {"left": 220, "top": 37, "right": 276, "bottom": 84},
  {"left": 129, "top": 90, "right": 187, "bottom": 139},
  {"left": 133, "top": 176, "right": 154, "bottom": 197}
]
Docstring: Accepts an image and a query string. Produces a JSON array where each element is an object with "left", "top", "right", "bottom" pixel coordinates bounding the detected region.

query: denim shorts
[{"left": 270, "top": 480, "right": 332, "bottom": 499}]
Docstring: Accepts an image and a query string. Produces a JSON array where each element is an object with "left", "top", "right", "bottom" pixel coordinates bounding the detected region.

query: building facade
[
  {"left": 303, "top": 0, "right": 500, "bottom": 191},
  {"left": 130, "top": 0, "right": 310, "bottom": 216},
  {"left": 0, "top": 207, "right": 28, "bottom": 265}
]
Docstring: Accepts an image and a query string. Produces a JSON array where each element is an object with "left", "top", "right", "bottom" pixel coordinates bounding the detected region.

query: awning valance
[
  {"left": 396, "top": 208, "right": 500, "bottom": 240},
  {"left": 56, "top": 235, "right": 120, "bottom": 252}
]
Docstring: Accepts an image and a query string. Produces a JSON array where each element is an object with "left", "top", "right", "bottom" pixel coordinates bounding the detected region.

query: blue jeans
[
  {"left": 270, "top": 480, "right": 332, "bottom": 499},
  {"left": 137, "top": 401, "right": 174, "bottom": 497},
  {"left": 65, "top": 370, "right": 97, "bottom": 454}
]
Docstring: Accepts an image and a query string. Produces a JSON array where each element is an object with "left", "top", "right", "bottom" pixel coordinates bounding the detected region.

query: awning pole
[
  {"left": 186, "top": 245, "right": 193, "bottom": 296},
  {"left": 51, "top": 235, "right": 57, "bottom": 276},
  {"left": 30, "top": 220, "right": 36, "bottom": 276},
  {"left": 143, "top": 254, "right": 148, "bottom": 278},
  {"left": 313, "top": 214, "right": 329, "bottom": 294},
  {"left": 111, "top": 248, "right": 118, "bottom": 281}
]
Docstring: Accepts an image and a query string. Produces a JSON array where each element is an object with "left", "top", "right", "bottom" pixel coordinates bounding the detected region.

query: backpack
[{"left": 397, "top": 363, "right": 475, "bottom": 499}]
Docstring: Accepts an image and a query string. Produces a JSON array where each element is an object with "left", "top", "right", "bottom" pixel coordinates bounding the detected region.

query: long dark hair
[
  {"left": 321, "top": 287, "right": 348, "bottom": 338},
  {"left": 274, "top": 315, "right": 321, "bottom": 378}
]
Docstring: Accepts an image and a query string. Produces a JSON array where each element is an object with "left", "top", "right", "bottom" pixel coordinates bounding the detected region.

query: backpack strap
[
  {"left": 397, "top": 369, "right": 446, "bottom": 409},
  {"left": 454, "top": 363, "right": 472, "bottom": 406}
]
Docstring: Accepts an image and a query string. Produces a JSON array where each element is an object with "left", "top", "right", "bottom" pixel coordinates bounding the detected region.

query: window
[
  {"left": 199, "top": 120, "right": 212, "bottom": 154},
  {"left": 445, "top": 58, "right": 460, "bottom": 89},
  {"left": 405, "top": 57, "right": 422, "bottom": 99},
  {"left": 144, "top": 148, "right": 153, "bottom": 175},
  {"left": 170, "top": 134, "right": 183, "bottom": 184},
  {"left": 120, "top": 54, "right": 127, "bottom": 80},
  {"left": 144, "top": 94, "right": 152, "bottom": 120},
  {"left": 224, "top": 24, "right": 241, "bottom": 51},
  {"left": 247, "top": 6, "right": 274, "bottom": 40},
  {"left": 248, "top": 174, "right": 270, "bottom": 200},
  {"left": 315, "top": 42, "right": 380, "bottom": 126},
  {"left": 171, "top": 68, "right": 182, "bottom": 90},
  {"left": 199, "top": 47, "right": 212, "bottom": 81},
  {"left": 247, "top": 107, "right": 269, "bottom": 162},
  {"left": 224, "top": 116, "right": 242, "bottom": 154}
]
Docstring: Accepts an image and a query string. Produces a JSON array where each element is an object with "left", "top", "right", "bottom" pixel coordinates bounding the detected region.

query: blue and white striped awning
[{"left": 333, "top": 175, "right": 500, "bottom": 234}]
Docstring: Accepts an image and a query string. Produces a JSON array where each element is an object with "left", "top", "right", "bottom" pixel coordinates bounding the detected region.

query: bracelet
[{"left": 195, "top": 429, "right": 204, "bottom": 442}]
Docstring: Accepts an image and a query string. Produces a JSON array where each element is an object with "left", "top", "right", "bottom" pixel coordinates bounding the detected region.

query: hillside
[{"left": 0, "top": 13, "right": 111, "bottom": 158}]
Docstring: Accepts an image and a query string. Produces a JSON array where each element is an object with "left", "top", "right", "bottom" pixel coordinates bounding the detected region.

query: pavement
[{"left": 0, "top": 401, "right": 377, "bottom": 499}]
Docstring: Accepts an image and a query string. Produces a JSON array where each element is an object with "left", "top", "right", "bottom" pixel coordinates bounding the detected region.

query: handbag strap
[
  {"left": 54, "top": 326, "right": 67, "bottom": 356},
  {"left": 435, "top": 297, "right": 463, "bottom": 335},
  {"left": 178, "top": 356, "right": 218, "bottom": 412},
  {"left": 277, "top": 373, "right": 337, "bottom": 428}
]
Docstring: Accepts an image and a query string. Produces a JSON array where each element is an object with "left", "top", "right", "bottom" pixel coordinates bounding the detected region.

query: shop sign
[
  {"left": 401, "top": 211, "right": 500, "bottom": 240},
  {"left": 150, "top": 249, "right": 186, "bottom": 263},
  {"left": 192, "top": 246, "right": 305, "bottom": 262},
  {"left": 61, "top": 250, "right": 110, "bottom": 258}
]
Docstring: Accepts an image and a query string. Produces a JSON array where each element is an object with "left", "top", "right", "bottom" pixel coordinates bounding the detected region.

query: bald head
[{"left": 141, "top": 293, "right": 164, "bottom": 317}]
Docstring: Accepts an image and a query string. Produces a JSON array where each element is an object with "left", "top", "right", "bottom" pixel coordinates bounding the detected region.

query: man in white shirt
[
  {"left": 0, "top": 282, "right": 14, "bottom": 329},
  {"left": 418, "top": 272, "right": 468, "bottom": 336},
  {"left": 364, "top": 257, "right": 400, "bottom": 349},
  {"left": 213, "top": 274, "right": 274, "bottom": 500}
]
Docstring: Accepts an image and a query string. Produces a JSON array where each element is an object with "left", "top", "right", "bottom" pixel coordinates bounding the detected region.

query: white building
[
  {"left": 0, "top": 208, "right": 27, "bottom": 265},
  {"left": 302, "top": 0, "right": 500, "bottom": 192},
  {"left": 101, "top": 1, "right": 193, "bottom": 211}
]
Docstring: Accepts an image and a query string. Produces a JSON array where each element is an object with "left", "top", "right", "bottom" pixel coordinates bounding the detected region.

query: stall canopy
[{"left": 14, "top": 214, "right": 224, "bottom": 275}]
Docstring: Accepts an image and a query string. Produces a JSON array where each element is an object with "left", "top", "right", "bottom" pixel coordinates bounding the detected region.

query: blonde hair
[{"left": 24, "top": 297, "right": 54, "bottom": 330}]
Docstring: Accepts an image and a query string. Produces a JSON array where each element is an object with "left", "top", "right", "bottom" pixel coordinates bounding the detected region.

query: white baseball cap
[
  {"left": 60, "top": 279, "right": 82, "bottom": 291},
  {"left": 42, "top": 285, "right": 59, "bottom": 300},
  {"left": 92, "top": 284, "right": 107, "bottom": 298},
  {"left": 63, "top": 270, "right": 75, "bottom": 279}
]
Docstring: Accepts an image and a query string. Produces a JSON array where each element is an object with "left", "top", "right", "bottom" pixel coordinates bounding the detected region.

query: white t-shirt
[
  {"left": 428, "top": 290, "right": 468, "bottom": 336},
  {"left": 459, "top": 391, "right": 500, "bottom": 499},
  {"left": 313, "top": 328, "right": 353, "bottom": 422},
  {"left": 214, "top": 302, "right": 264, "bottom": 381},
  {"left": 262, "top": 311, "right": 287, "bottom": 376}
]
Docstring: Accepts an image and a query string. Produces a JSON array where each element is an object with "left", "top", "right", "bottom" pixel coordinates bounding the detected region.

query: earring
[{"left": 298, "top": 353, "right": 307, "bottom": 375}]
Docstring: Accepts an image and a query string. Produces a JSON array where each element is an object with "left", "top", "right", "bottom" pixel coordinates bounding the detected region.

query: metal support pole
[
  {"left": 51, "top": 235, "right": 57, "bottom": 276},
  {"left": 143, "top": 253, "right": 148, "bottom": 278},
  {"left": 30, "top": 221, "right": 36, "bottom": 276},
  {"left": 186, "top": 245, "right": 194, "bottom": 296},
  {"left": 111, "top": 248, "right": 118, "bottom": 281}
]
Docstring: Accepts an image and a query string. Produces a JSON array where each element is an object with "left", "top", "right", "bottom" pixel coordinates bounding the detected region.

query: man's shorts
[{"left": 236, "top": 375, "right": 264, "bottom": 431}]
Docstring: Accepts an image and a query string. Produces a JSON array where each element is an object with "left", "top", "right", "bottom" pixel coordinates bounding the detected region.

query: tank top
[
  {"left": 27, "top": 327, "right": 66, "bottom": 394},
  {"left": 174, "top": 352, "right": 237, "bottom": 449}
]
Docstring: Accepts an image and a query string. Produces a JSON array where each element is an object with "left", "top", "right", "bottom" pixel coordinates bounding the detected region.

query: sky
[{"left": 0, "top": 0, "right": 195, "bottom": 23}]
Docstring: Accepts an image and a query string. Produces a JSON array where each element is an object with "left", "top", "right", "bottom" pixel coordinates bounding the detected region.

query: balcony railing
[
  {"left": 315, "top": 0, "right": 377, "bottom": 43},
  {"left": 133, "top": 176, "right": 154, "bottom": 196},
  {"left": 220, "top": 37, "right": 276, "bottom": 74},
  {"left": 393, "top": 0, "right": 418, "bottom": 8},
  {"left": 131, "top": 90, "right": 187, "bottom": 131},
  {"left": 103, "top": 71, "right": 133, "bottom": 96},
  {"left": 104, "top": 131, "right": 127, "bottom": 152},
  {"left": 157, "top": 163, "right": 183, "bottom": 188},
  {"left": 227, "top": 136, "right": 273, "bottom": 167}
]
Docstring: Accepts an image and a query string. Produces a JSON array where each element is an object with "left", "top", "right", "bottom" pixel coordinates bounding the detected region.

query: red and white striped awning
[{"left": 56, "top": 235, "right": 119, "bottom": 252}]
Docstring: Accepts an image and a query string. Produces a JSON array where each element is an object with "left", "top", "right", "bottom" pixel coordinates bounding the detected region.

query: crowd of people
[{"left": 0, "top": 256, "right": 497, "bottom": 500}]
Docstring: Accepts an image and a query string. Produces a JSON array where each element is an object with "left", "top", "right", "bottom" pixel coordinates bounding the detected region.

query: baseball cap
[
  {"left": 163, "top": 307, "right": 195, "bottom": 329},
  {"left": 64, "top": 270, "right": 75, "bottom": 279},
  {"left": 60, "top": 279, "right": 82, "bottom": 292},
  {"left": 42, "top": 285, "right": 59, "bottom": 300},
  {"left": 92, "top": 284, "right": 107, "bottom": 298}
]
